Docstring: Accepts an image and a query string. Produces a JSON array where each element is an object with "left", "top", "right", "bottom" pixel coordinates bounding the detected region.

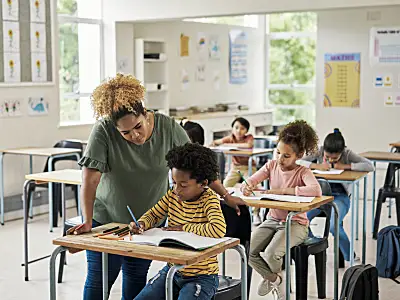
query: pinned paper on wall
[
  {"left": 213, "top": 70, "right": 220, "bottom": 90},
  {"left": 384, "top": 93, "right": 393, "bottom": 106},
  {"left": 370, "top": 27, "right": 400, "bottom": 65},
  {"left": 395, "top": 94, "right": 400, "bottom": 106},
  {"left": 3, "top": 52, "right": 21, "bottom": 82},
  {"left": 3, "top": 21, "right": 20, "bottom": 52},
  {"left": 195, "top": 63, "right": 206, "bottom": 81},
  {"left": 384, "top": 74, "right": 393, "bottom": 87},
  {"left": 28, "top": 97, "right": 48, "bottom": 115},
  {"left": 2, "top": 0, "right": 19, "bottom": 21},
  {"left": 181, "top": 69, "right": 189, "bottom": 90},
  {"left": 0, "top": 99, "right": 22, "bottom": 117},
  {"left": 30, "top": 22, "right": 46, "bottom": 52},
  {"left": 30, "top": 0, "right": 46, "bottom": 23},
  {"left": 229, "top": 30, "right": 248, "bottom": 84},
  {"left": 209, "top": 35, "right": 220, "bottom": 60},
  {"left": 197, "top": 32, "right": 208, "bottom": 62},
  {"left": 374, "top": 76, "right": 383, "bottom": 87},
  {"left": 117, "top": 57, "right": 132, "bottom": 73},
  {"left": 180, "top": 34, "right": 189, "bottom": 57},
  {"left": 324, "top": 53, "right": 361, "bottom": 108},
  {"left": 31, "top": 52, "right": 47, "bottom": 82}
]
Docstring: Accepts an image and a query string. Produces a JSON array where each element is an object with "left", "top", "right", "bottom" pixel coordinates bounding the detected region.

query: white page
[
  {"left": 312, "top": 169, "right": 344, "bottom": 175},
  {"left": 210, "top": 145, "right": 242, "bottom": 151},
  {"left": 120, "top": 228, "right": 231, "bottom": 250},
  {"left": 229, "top": 188, "right": 314, "bottom": 203}
]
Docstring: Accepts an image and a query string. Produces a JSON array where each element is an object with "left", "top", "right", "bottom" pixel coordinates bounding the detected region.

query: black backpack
[{"left": 340, "top": 264, "right": 379, "bottom": 300}]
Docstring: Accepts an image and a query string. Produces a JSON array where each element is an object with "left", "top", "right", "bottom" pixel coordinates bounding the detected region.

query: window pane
[
  {"left": 60, "top": 97, "right": 80, "bottom": 122},
  {"left": 57, "top": 0, "right": 101, "bottom": 19},
  {"left": 268, "top": 89, "right": 315, "bottom": 106},
  {"left": 269, "top": 12, "right": 317, "bottom": 33},
  {"left": 273, "top": 106, "right": 315, "bottom": 126},
  {"left": 269, "top": 37, "right": 316, "bottom": 85},
  {"left": 59, "top": 22, "right": 100, "bottom": 123},
  {"left": 184, "top": 15, "right": 258, "bottom": 28}
]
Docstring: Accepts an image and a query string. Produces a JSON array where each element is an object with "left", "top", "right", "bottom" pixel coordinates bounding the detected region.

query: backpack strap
[
  {"left": 348, "top": 266, "right": 369, "bottom": 299},
  {"left": 340, "top": 267, "right": 361, "bottom": 299}
]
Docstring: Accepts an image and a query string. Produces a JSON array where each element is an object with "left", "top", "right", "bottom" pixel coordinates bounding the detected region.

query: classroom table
[
  {"left": 389, "top": 141, "right": 400, "bottom": 150},
  {"left": 49, "top": 223, "right": 246, "bottom": 300},
  {"left": 211, "top": 148, "right": 274, "bottom": 177},
  {"left": 0, "top": 148, "right": 81, "bottom": 227},
  {"left": 359, "top": 151, "right": 400, "bottom": 231},
  {"left": 22, "top": 169, "right": 82, "bottom": 281},
  {"left": 314, "top": 171, "right": 369, "bottom": 266},
  {"left": 244, "top": 195, "right": 338, "bottom": 300}
]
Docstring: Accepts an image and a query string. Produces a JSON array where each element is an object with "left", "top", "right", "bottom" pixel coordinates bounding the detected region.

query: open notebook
[
  {"left": 120, "top": 228, "right": 231, "bottom": 251},
  {"left": 210, "top": 145, "right": 242, "bottom": 151},
  {"left": 312, "top": 169, "right": 344, "bottom": 175},
  {"left": 229, "top": 188, "right": 315, "bottom": 203}
]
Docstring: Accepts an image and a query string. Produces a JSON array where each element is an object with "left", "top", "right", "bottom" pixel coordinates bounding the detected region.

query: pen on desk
[
  {"left": 237, "top": 170, "right": 256, "bottom": 196},
  {"left": 127, "top": 205, "right": 140, "bottom": 227},
  {"left": 103, "top": 226, "right": 120, "bottom": 233}
]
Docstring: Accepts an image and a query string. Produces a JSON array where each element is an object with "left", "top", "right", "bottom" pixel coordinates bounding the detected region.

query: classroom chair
[
  {"left": 291, "top": 179, "right": 333, "bottom": 300},
  {"left": 25, "top": 140, "right": 82, "bottom": 227},
  {"left": 215, "top": 203, "right": 252, "bottom": 300},
  {"left": 373, "top": 163, "right": 400, "bottom": 239},
  {"left": 215, "top": 151, "right": 226, "bottom": 182},
  {"left": 253, "top": 137, "right": 275, "bottom": 170}
]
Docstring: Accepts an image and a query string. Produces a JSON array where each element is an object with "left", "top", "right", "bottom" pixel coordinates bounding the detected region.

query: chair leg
[
  {"left": 373, "top": 191, "right": 384, "bottom": 239},
  {"left": 339, "top": 249, "right": 345, "bottom": 268},
  {"left": 395, "top": 195, "right": 400, "bottom": 227},
  {"left": 315, "top": 251, "right": 327, "bottom": 299},
  {"left": 293, "top": 247, "right": 309, "bottom": 300},
  {"left": 58, "top": 251, "right": 66, "bottom": 283},
  {"left": 73, "top": 185, "right": 79, "bottom": 214}
]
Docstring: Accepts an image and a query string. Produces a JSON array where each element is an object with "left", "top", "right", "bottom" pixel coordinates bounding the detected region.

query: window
[
  {"left": 58, "top": 0, "right": 103, "bottom": 125},
  {"left": 183, "top": 15, "right": 258, "bottom": 28},
  {"left": 266, "top": 12, "right": 317, "bottom": 125}
]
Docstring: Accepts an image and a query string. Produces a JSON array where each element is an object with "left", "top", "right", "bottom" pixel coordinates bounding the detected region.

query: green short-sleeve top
[{"left": 78, "top": 112, "right": 190, "bottom": 224}]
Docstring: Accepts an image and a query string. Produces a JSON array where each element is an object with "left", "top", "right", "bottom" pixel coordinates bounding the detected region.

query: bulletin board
[{"left": 0, "top": 0, "right": 53, "bottom": 84}]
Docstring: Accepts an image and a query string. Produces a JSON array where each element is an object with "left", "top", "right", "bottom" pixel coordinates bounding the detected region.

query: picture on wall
[
  {"left": 209, "top": 34, "right": 220, "bottom": 60},
  {"left": 324, "top": 53, "right": 361, "bottom": 108},
  {"left": 2, "top": 0, "right": 19, "bottom": 21},
  {"left": 0, "top": 99, "right": 22, "bottom": 117},
  {"left": 180, "top": 33, "right": 189, "bottom": 57},
  {"left": 229, "top": 30, "right": 248, "bottom": 84},
  {"left": 28, "top": 96, "right": 48, "bottom": 115}
]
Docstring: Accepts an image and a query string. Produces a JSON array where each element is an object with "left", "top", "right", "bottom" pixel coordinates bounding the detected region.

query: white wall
[
  {"left": 103, "top": 0, "right": 400, "bottom": 22},
  {"left": 128, "top": 21, "right": 264, "bottom": 109},
  {"left": 316, "top": 7, "right": 400, "bottom": 153}
]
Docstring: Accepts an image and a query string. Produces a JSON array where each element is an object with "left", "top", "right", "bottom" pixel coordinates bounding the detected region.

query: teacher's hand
[
  {"left": 129, "top": 221, "right": 145, "bottom": 234},
  {"left": 224, "top": 194, "right": 247, "bottom": 216},
  {"left": 66, "top": 222, "right": 92, "bottom": 235}
]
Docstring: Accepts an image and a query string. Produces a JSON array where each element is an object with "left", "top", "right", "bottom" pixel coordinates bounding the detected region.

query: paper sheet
[
  {"left": 2, "top": 0, "right": 19, "bottom": 21},
  {"left": 229, "top": 188, "right": 315, "bottom": 203},
  {"left": 312, "top": 169, "right": 344, "bottom": 175}
]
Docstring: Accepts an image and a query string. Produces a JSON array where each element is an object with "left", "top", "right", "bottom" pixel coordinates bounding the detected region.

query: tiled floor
[{"left": 0, "top": 200, "right": 397, "bottom": 300}]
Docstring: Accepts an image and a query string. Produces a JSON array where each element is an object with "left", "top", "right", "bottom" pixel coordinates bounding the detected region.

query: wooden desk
[
  {"left": 245, "top": 195, "right": 338, "bottom": 300},
  {"left": 0, "top": 148, "right": 81, "bottom": 226},
  {"left": 389, "top": 141, "right": 400, "bottom": 150},
  {"left": 23, "top": 169, "right": 82, "bottom": 281},
  {"left": 211, "top": 148, "right": 274, "bottom": 177},
  {"left": 50, "top": 223, "right": 245, "bottom": 300},
  {"left": 314, "top": 170, "right": 369, "bottom": 266},
  {"left": 360, "top": 151, "right": 400, "bottom": 232}
]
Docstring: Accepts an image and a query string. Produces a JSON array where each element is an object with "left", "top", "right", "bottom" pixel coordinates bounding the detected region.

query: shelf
[{"left": 144, "top": 58, "right": 167, "bottom": 63}]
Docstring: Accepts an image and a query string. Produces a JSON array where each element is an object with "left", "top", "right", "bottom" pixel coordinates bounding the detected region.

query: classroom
[{"left": 1, "top": 0, "right": 400, "bottom": 299}]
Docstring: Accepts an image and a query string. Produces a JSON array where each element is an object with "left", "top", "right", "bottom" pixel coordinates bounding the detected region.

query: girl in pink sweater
[{"left": 241, "top": 120, "right": 322, "bottom": 298}]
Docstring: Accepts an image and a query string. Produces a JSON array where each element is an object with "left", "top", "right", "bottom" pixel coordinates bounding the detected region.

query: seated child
[
  {"left": 296, "top": 128, "right": 374, "bottom": 262},
  {"left": 241, "top": 120, "right": 322, "bottom": 298},
  {"left": 181, "top": 119, "right": 205, "bottom": 145},
  {"left": 131, "top": 143, "right": 226, "bottom": 300},
  {"left": 211, "top": 117, "right": 261, "bottom": 224}
]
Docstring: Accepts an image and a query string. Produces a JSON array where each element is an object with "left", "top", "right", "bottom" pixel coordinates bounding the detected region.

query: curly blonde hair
[
  {"left": 91, "top": 73, "right": 146, "bottom": 121},
  {"left": 279, "top": 120, "right": 319, "bottom": 155}
]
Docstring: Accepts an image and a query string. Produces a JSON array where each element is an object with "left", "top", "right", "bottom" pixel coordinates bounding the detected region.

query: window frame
[
  {"left": 265, "top": 14, "right": 317, "bottom": 124},
  {"left": 58, "top": 14, "right": 104, "bottom": 126}
]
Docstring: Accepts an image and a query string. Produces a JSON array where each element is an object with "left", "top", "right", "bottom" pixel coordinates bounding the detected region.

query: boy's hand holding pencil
[{"left": 129, "top": 221, "right": 145, "bottom": 234}]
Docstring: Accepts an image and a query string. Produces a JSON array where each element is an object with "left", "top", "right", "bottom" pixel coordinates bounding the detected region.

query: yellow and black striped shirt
[{"left": 139, "top": 188, "right": 226, "bottom": 276}]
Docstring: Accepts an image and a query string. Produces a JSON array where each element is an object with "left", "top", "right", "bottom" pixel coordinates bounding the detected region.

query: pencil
[
  {"left": 127, "top": 205, "right": 140, "bottom": 227},
  {"left": 237, "top": 170, "right": 256, "bottom": 196}
]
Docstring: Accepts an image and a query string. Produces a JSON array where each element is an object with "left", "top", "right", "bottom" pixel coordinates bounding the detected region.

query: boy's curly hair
[
  {"left": 166, "top": 143, "right": 219, "bottom": 183},
  {"left": 91, "top": 73, "right": 146, "bottom": 123},
  {"left": 279, "top": 120, "right": 319, "bottom": 155}
]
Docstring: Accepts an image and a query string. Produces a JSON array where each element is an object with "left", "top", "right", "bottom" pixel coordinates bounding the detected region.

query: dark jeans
[{"left": 83, "top": 220, "right": 152, "bottom": 300}]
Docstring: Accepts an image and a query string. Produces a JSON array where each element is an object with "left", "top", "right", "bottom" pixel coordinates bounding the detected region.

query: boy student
[
  {"left": 211, "top": 117, "right": 262, "bottom": 224},
  {"left": 131, "top": 143, "right": 226, "bottom": 300}
]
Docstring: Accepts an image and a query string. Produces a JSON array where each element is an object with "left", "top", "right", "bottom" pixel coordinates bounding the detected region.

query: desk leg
[
  {"left": 50, "top": 246, "right": 67, "bottom": 300},
  {"left": 350, "top": 183, "right": 356, "bottom": 266},
  {"left": 233, "top": 244, "right": 248, "bottom": 300},
  {"left": 77, "top": 185, "right": 82, "bottom": 216},
  {"left": 221, "top": 252, "right": 226, "bottom": 277},
  {"left": 166, "top": 265, "right": 183, "bottom": 300},
  {"left": 48, "top": 157, "right": 54, "bottom": 232},
  {"left": 248, "top": 157, "right": 253, "bottom": 177},
  {"left": 362, "top": 177, "right": 367, "bottom": 264},
  {"left": 0, "top": 153, "right": 4, "bottom": 225},
  {"left": 332, "top": 202, "right": 339, "bottom": 300},
  {"left": 23, "top": 179, "right": 34, "bottom": 281},
  {"left": 102, "top": 253, "right": 108, "bottom": 300},
  {"left": 29, "top": 155, "right": 33, "bottom": 219},
  {"left": 61, "top": 183, "right": 66, "bottom": 227},
  {"left": 285, "top": 212, "right": 297, "bottom": 300},
  {"left": 356, "top": 182, "right": 360, "bottom": 241},
  {"left": 372, "top": 161, "right": 376, "bottom": 233},
  {"left": 227, "top": 155, "right": 232, "bottom": 175}
]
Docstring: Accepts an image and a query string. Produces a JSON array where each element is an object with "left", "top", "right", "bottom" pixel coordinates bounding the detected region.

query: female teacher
[{"left": 68, "top": 73, "right": 245, "bottom": 299}]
